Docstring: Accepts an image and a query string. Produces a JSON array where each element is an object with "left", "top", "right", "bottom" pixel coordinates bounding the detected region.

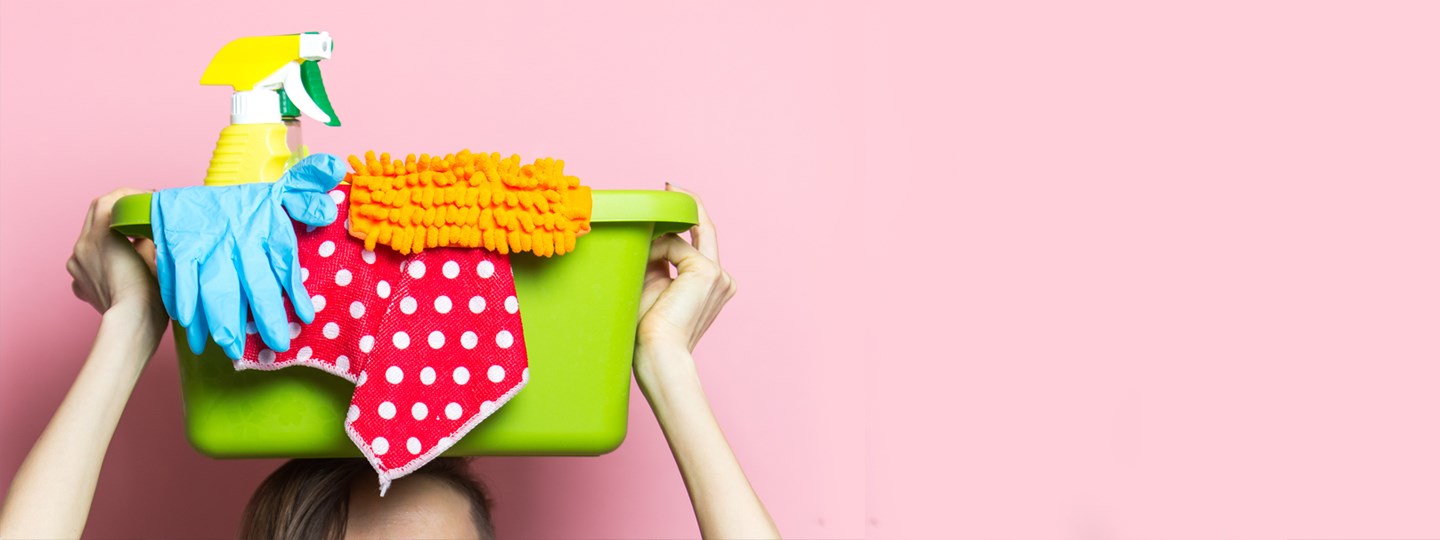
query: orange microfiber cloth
[{"left": 346, "top": 151, "right": 592, "bottom": 257}]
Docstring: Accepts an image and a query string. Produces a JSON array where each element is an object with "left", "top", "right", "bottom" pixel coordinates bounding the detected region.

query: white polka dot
[
  {"left": 480, "top": 401, "right": 497, "bottom": 416},
  {"left": 438, "top": 437, "right": 454, "bottom": 447},
  {"left": 522, "top": 367, "right": 530, "bottom": 382},
  {"left": 348, "top": 301, "right": 365, "bottom": 319},
  {"left": 411, "top": 402, "right": 429, "bottom": 421},
  {"left": 329, "top": 190, "right": 346, "bottom": 204},
  {"left": 487, "top": 365, "right": 505, "bottom": 383},
  {"left": 296, "top": 346, "right": 313, "bottom": 361},
  {"left": 468, "top": 296, "right": 486, "bottom": 313},
  {"left": 392, "top": 331, "right": 410, "bottom": 350},
  {"left": 323, "top": 322, "right": 340, "bottom": 339},
  {"left": 335, "top": 269, "right": 352, "bottom": 286},
  {"left": 495, "top": 330, "right": 513, "bottom": 349},
  {"left": 346, "top": 404, "right": 360, "bottom": 422},
  {"left": 311, "top": 295, "right": 326, "bottom": 312},
  {"left": 378, "top": 401, "right": 396, "bottom": 419},
  {"left": 504, "top": 295, "right": 518, "bottom": 314},
  {"left": 400, "top": 296, "right": 417, "bottom": 315},
  {"left": 443, "top": 260, "right": 460, "bottom": 278},
  {"left": 461, "top": 331, "right": 478, "bottom": 349},
  {"left": 420, "top": 366, "right": 436, "bottom": 385},
  {"left": 453, "top": 366, "right": 470, "bottom": 384},
  {"left": 408, "top": 260, "right": 426, "bottom": 279},
  {"left": 318, "top": 241, "right": 335, "bottom": 257},
  {"left": 361, "top": 249, "right": 376, "bottom": 264},
  {"left": 359, "top": 335, "right": 375, "bottom": 353},
  {"left": 372, "top": 437, "right": 389, "bottom": 455},
  {"left": 434, "top": 295, "right": 452, "bottom": 314},
  {"left": 376, "top": 280, "right": 391, "bottom": 299},
  {"left": 245, "top": 321, "right": 258, "bottom": 335},
  {"left": 289, "top": 322, "right": 302, "bottom": 339},
  {"left": 301, "top": 268, "right": 310, "bottom": 282},
  {"left": 428, "top": 330, "right": 445, "bottom": 349},
  {"left": 357, "top": 371, "right": 367, "bottom": 386},
  {"left": 445, "top": 402, "right": 462, "bottom": 419},
  {"left": 344, "top": 218, "right": 350, "bottom": 230},
  {"left": 258, "top": 349, "right": 276, "bottom": 364},
  {"left": 386, "top": 365, "right": 403, "bottom": 384},
  {"left": 336, "top": 355, "right": 350, "bottom": 372},
  {"left": 407, "top": 437, "right": 422, "bottom": 454},
  {"left": 477, "top": 260, "right": 495, "bottom": 278}
]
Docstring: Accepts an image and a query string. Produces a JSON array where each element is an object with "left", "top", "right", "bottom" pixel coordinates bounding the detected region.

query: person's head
[{"left": 240, "top": 457, "right": 495, "bottom": 540}]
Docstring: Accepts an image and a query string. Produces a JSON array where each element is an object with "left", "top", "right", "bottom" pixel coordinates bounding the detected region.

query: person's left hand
[
  {"left": 634, "top": 184, "right": 737, "bottom": 379},
  {"left": 67, "top": 188, "right": 165, "bottom": 330}
]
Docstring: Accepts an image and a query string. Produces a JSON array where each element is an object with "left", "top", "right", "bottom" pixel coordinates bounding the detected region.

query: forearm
[
  {"left": 637, "top": 347, "right": 779, "bottom": 539},
  {"left": 0, "top": 303, "right": 161, "bottom": 539}
]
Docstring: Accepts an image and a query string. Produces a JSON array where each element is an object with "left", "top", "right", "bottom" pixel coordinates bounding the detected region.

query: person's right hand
[
  {"left": 634, "top": 185, "right": 737, "bottom": 378},
  {"left": 67, "top": 188, "right": 168, "bottom": 344}
]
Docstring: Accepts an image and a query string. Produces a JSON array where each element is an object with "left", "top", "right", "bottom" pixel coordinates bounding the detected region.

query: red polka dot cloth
[{"left": 234, "top": 184, "right": 529, "bottom": 495}]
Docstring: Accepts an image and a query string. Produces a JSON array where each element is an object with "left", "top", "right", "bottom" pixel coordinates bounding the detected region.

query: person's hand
[
  {"left": 635, "top": 184, "right": 737, "bottom": 377},
  {"left": 6, "top": 189, "right": 173, "bottom": 540},
  {"left": 630, "top": 186, "right": 778, "bottom": 539},
  {"left": 67, "top": 189, "right": 164, "bottom": 326}
]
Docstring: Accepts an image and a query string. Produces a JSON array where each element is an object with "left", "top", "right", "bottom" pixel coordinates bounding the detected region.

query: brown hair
[{"left": 238, "top": 458, "right": 495, "bottom": 540}]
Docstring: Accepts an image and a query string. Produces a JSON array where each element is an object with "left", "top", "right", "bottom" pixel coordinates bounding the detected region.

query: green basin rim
[{"left": 111, "top": 190, "right": 697, "bottom": 238}]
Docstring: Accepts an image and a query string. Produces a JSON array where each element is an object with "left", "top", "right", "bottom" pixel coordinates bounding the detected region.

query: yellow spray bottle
[{"left": 199, "top": 31, "right": 341, "bottom": 186}]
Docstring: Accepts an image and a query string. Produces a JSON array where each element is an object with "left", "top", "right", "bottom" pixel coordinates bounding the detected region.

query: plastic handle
[
  {"left": 280, "top": 63, "right": 331, "bottom": 124},
  {"left": 300, "top": 62, "right": 341, "bottom": 127}
]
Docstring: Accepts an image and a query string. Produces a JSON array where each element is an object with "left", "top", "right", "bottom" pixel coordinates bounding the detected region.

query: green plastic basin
[{"left": 111, "top": 190, "right": 696, "bottom": 457}]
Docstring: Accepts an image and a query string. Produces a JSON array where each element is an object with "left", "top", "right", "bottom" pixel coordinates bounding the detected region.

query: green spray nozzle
[{"left": 280, "top": 61, "right": 341, "bottom": 126}]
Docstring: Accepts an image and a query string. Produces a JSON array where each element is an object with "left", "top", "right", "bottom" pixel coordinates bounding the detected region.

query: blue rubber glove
[{"left": 152, "top": 154, "right": 346, "bottom": 360}]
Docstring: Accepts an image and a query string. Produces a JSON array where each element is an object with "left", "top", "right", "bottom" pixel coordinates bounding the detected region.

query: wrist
[
  {"left": 98, "top": 302, "right": 166, "bottom": 360},
  {"left": 106, "top": 294, "right": 165, "bottom": 323},
  {"left": 635, "top": 343, "right": 695, "bottom": 381},
  {"left": 634, "top": 346, "right": 705, "bottom": 414}
]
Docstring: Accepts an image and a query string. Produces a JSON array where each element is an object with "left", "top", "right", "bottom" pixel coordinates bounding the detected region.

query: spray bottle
[{"left": 199, "top": 31, "right": 341, "bottom": 186}]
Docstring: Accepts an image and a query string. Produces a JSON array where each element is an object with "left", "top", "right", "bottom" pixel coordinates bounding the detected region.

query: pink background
[
  {"left": 867, "top": 1, "right": 1440, "bottom": 539},
  {"left": 5, "top": 1, "right": 1440, "bottom": 539}
]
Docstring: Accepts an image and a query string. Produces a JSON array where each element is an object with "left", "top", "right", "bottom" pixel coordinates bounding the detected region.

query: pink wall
[
  {"left": 0, "top": 1, "right": 863, "bottom": 538},
  {"left": 7, "top": 1, "right": 1440, "bottom": 539},
  {"left": 867, "top": 1, "right": 1440, "bottom": 538}
]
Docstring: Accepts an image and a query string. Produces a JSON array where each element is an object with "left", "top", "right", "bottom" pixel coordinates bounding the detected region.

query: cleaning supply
[
  {"left": 200, "top": 32, "right": 341, "bottom": 186},
  {"left": 346, "top": 150, "right": 593, "bottom": 256},
  {"left": 152, "top": 155, "right": 346, "bottom": 359},
  {"left": 108, "top": 29, "right": 700, "bottom": 487},
  {"left": 111, "top": 188, "right": 699, "bottom": 458},
  {"left": 232, "top": 183, "right": 530, "bottom": 494}
]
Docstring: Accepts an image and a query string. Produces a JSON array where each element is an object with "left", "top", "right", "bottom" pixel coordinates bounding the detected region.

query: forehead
[{"left": 345, "top": 476, "right": 480, "bottom": 540}]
